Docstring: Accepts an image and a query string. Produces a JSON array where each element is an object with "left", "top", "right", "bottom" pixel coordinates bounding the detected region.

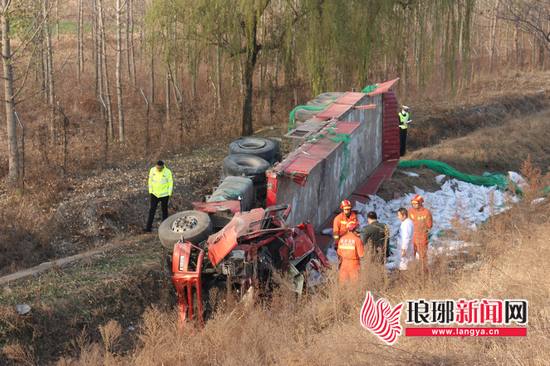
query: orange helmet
[
  {"left": 411, "top": 194, "right": 424, "bottom": 204},
  {"left": 346, "top": 221, "right": 358, "bottom": 231},
  {"left": 340, "top": 199, "right": 352, "bottom": 210}
]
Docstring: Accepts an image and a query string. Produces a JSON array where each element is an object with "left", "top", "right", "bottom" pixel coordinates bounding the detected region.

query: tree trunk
[
  {"left": 514, "top": 19, "right": 520, "bottom": 67},
  {"left": 43, "top": 0, "right": 56, "bottom": 144},
  {"left": 116, "top": 0, "right": 125, "bottom": 143},
  {"left": 291, "top": 23, "right": 298, "bottom": 106},
  {"left": 1, "top": 0, "right": 20, "bottom": 187},
  {"left": 77, "top": 0, "right": 83, "bottom": 81},
  {"left": 150, "top": 46, "right": 155, "bottom": 103},
  {"left": 42, "top": 40, "right": 48, "bottom": 102},
  {"left": 171, "top": 81, "right": 185, "bottom": 146},
  {"left": 43, "top": 0, "right": 55, "bottom": 106},
  {"left": 165, "top": 69, "right": 171, "bottom": 124},
  {"left": 140, "top": 89, "right": 150, "bottom": 156},
  {"left": 489, "top": 0, "right": 499, "bottom": 72},
  {"left": 215, "top": 44, "right": 222, "bottom": 109},
  {"left": 241, "top": 51, "right": 258, "bottom": 136},
  {"left": 127, "top": 0, "right": 136, "bottom": 85},
  {"left": 55, "top": 0, "right": 59, "bottom": 40},
  {"left": 191, "top": 48, "right": 197, "bottom": 99},
  {"left": 36, "top": 23, "right": 47, "bottom": 102},
  {"left": 98, "top": 0, "right": 113, "bottom": 140},
  {"left": 129, "top": 0, "right": 136, "bottom": 86},
  {"left": 16, "top": 113, "right": 25, "bottom": 189},
  {"left": 93, "top": 0, "right": 99, "bottom": 97}
]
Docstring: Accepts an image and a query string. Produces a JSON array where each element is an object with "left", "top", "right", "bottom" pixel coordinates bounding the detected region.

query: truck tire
[
  {"left": 223, "top": 154, "right": 270, "bottom": 183},
  {"left": 229, "top": 137, "right": 278, "bottom": 163},
  {"left": 158, "top": 210, "right": 212, "bottom": 249}
]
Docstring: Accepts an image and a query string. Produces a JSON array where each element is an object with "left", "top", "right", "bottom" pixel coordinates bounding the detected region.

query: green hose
[{"left": 398, "top": 160, "right": 509, "bottom": 189}]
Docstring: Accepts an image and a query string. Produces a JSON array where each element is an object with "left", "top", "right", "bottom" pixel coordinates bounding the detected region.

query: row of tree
[{"left": 1, "top": 0, "right": 549, "bottom": 191}]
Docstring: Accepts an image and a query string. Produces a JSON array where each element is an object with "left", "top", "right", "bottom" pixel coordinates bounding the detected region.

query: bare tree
[
  {"left": 498, "top": 0, "right": 550, "bottom": 52},
  {"left": 126, "top": 0, "right": 136, "bottom": 85},
  {"left": 140, "top": 88, "right": 150, "bottom": 155},
  {"left": 98, "top": 0, "right": 113, "bottom": 140},
  {"left": 77, "top": 0, "right": 84, "bottom": 81},
  {"left": 1, "top": 0, "right": 20, "bottom": 188},
  {"left": 490, "top": 0, "right": 500, "bottom": 71},
  {"left": 93, "top": 0, "right": 99, "bottom": 96},
  {"left": 149, "top": 46, "right": 155, "bottom": 103},
  {"left": 215, "top": 44, "right": 222, "bottom": 109},
  {"left": 165, "top": 69, "right": 170, "bottom": 123},
  {"left": 116, "top": 0, "right": 125, "bottom": 143},
  {"left": 55, "top": 103, "right": 69, "bottom": 174},
  {"left": 43, "top": 0, "right": 55, "bottom": 107},
  {"left": 14, "top": 112, "right": 25, "bottom": 189},
  {"left": 99, "top": 96, "right": 109, "bottom": 165},
  {"left": 55, "top": 0, "right": 59, "bottom": 40}
]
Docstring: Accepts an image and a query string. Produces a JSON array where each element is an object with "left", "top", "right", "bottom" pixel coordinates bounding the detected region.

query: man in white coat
[{"left": 397, "top": 207, "right": 414, "bottom": 270}]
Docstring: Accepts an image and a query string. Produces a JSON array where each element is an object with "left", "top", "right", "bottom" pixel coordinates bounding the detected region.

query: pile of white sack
[{"left": 325, "top": 172, "right": 524, "bottom": 270}]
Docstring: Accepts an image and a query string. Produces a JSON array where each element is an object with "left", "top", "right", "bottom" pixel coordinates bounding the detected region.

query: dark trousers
[
  {"left": 146, "top": 194, "right": 169, "bottom": 230},
  {"left": 399, "top": 128, "right": 407, "bottom": 156}
]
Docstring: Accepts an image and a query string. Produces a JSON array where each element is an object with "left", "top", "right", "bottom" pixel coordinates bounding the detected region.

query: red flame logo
[{"left": 360, "top": 291, "right": 403, "bottom": 345}]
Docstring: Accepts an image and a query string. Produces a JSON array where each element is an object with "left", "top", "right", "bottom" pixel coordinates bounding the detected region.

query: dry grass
[
  {"left": 56, "top": 181, "right": 550, "bottom": 365},
  {"left": 408, "top": 110, "right": 550, "bottom": 174}
]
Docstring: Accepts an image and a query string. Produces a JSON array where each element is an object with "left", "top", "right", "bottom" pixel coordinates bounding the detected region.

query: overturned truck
[{"left": 159, "top": 78, "right": 401, "bottom": 324}]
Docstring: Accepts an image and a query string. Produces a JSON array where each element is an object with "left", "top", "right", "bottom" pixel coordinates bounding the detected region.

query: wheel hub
[
  {"left": 239, "top": 139, "right": 266, "bottom": 149},
  {"left": 171, "top": 215, "right": 198, "bottom": 233}
]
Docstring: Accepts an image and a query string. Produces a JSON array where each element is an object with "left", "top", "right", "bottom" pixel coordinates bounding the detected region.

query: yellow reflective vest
[
  {"left": 148, "top": 167, "right": 173, "bottom": 198},
  {"left": 399, "top": 111, "right": 410, "bottom": 129}
]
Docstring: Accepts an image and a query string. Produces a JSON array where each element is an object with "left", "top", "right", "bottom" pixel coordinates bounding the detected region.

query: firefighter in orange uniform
[
  {"left": 408, "top": 195, "right": 433, "bottom": 273},
  {"left": 337, "top": 221, "right": 365, "bottom": 283},
  {"left": 332, "top": 200, "right": 358, "bottom": 249}
]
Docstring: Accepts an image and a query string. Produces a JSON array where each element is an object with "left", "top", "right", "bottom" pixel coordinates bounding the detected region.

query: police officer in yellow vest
[
  {"left": 398, "top": 105, "right": 411, "bottom": 156},
  {"left": 145, "top": 160, "right": 173, "bottom": 232}
]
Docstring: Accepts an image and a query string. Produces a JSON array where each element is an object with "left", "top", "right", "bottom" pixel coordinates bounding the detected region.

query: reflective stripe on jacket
[
  {"left": 148, "top": 167, "right": 173, "bottom": 198},
  {"left": 333, "top": 212, "right": 358, "bottom": 241},
  {"left": 337, "top": 231, "right": 365, "bottom": 260},
  {"left": 408, "top": 207, "right": 433, "bottom": 245}
]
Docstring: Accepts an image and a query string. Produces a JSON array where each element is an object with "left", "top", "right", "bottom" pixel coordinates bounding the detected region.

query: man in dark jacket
[{"left": 361, "top": 211, "right": 390, "bottom": 264}]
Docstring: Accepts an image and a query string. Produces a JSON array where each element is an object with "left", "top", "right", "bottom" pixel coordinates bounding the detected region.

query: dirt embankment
[
  {"left": 0, "top": 239, "right": 174, "bottom": 365},
  {"left": 408, "top": 92, "right": 548, "bottom": 151}
]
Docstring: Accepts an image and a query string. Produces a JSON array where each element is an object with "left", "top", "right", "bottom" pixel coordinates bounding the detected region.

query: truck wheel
[
  {"left": 223, "top": 154, "right": 270, "bottom": 183},
  {"left": 229, "top": 137, "right": 278, "bottom": 163},
  {"left": 158, "top": 210, "right": 212, "bottom": 249}
]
